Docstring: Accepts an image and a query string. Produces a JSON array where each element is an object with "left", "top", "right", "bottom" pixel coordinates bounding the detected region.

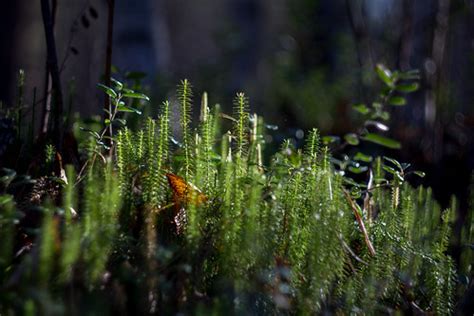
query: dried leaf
[{"left": 166, "top": 173, "right": 207, "bottom": 207}]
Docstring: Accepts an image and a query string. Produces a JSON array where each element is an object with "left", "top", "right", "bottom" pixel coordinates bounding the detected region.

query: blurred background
[{"left": 1, "top": 0, "right": 474, "bottom": 213}]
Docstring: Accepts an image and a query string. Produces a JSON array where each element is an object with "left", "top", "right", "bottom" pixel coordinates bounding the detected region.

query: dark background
[{"left": 1, "top": 0, "right": 474, "bottom": 214}]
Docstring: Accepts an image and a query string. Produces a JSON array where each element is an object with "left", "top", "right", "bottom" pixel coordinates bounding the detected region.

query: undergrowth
[{"left": 0, "top": 67, "right": 473, "bottom": 315}]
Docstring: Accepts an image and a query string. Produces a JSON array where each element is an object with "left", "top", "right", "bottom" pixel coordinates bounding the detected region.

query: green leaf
[
  {"left": 88, "top": 131, "right": 100, "bottom": 139},
  {"left": 97, "top": 83, "right": 117, "bottom": 99},
  {"left": 79, "top": 127, "right": 100, "bottom": 139},
  {"left": 399, "top": 69, "right": 420, "bottom": 80},
  {"left": 352, "top": 103, "right": 370, "bottom": 115},
  {"left": 342, "top": 176, "right": 359, "bottom": 187},
  {"left": 375, "top": 64, "right": 394, "bottom": 87},
  {"left": 354, "top": 152, "right": 373, "bottom": 163},
  {"left": 401, "top": 163, "right": 411, "bottom": 170},
  {"left": 396, "top": 82, "right": 419, "bottom": 93},
  {"left": 383, "top": 156, "right": 402, "bottom": 171},
  {"left": 95, "top": 141, "right": 110, "bottom": 150},
  {"left": 413, "top": 171, "right": 426, "bottom": 178},
  {"left": 344, "top": 133, "right": 359, "bottom": 146},
  {"left": 122, "top": 92, "right": 150, "bottom": 101},
  {"left": 388, "top": 96, "right": 406, "bottom": 106},
  {"left": 0, "top": 194, "right": 13, "bottom": 205},
  {"left": 322, "top": 136, "right": 340, "bottom": 145},
  {"left": 348, "top": 165, "right": 368, "bottom": 174},
  {"left": 365, "top": 120, "right": 389, "bottom": 131},
  {"left": 110, "top": 78, "right": 123, "bottom": 91},
  {"left": 111, "top": 65, "right": 120, "bottom": 74},
  {"left": 380, "top": 111, "right": 390, "bottom": 121},
  {"left": 350, "top": 186, "right": 362, "bottom": 198},
  {"left": 117, "top": 104, "right": 142, "bottom": 115},
  {"left": 362, "top": 133, "right": 401, "bottom": 149},
  {"left": 383, "top": 165, "right": 397, "bottom": 175},
  {"left": 115, "top": 118, "right": 127, "bottom": 126},
  {"left": 372, "top": 102, "right": 382, "bottom": 111},
  {"left": 0, "top": 168, "right": 17, "bottom": 187}
]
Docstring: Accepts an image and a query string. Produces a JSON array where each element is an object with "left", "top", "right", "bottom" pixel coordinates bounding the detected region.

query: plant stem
[
  {"left": 75, "top": 97, "right": 120, "bottom": 185},
  {"left": 343, "top": 189, "right": 376, "bottom": 256}
]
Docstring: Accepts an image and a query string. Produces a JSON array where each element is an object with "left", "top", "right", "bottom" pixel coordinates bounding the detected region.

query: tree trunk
[{"left": 40, "top": 0, "right": 63, "bottom": 150}]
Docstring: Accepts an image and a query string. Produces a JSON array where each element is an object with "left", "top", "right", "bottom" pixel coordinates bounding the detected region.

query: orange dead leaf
[{"left": 165, "top": 173, "right": 207, "bottom": 207}]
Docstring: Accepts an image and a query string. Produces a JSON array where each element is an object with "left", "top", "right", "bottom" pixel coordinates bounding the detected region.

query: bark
[
  {"left": 425, "top": 0, "right": 450, "bottom": 162},
  {"left": 345, "top": 0, "right": 374, "bottom": 102},
  {"left": 104, "top": 0, "right": 115, "bottom": 150},
  {"left": 397, "top": 0, "right": 414, "bottom": 70},
  {"left": 40, "top": 0, "right": 63, "bottom": 150}
]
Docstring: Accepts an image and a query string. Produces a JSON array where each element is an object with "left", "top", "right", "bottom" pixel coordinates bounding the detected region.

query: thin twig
[
  {"left": 364, "top": 169, "right": 374, "bottom": 223},
  {"left": 343, "top": 189, "right": 376, "bottom": 256},
  {"left": 339, "top": 234, "right": 368, "bottom": 265}
]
